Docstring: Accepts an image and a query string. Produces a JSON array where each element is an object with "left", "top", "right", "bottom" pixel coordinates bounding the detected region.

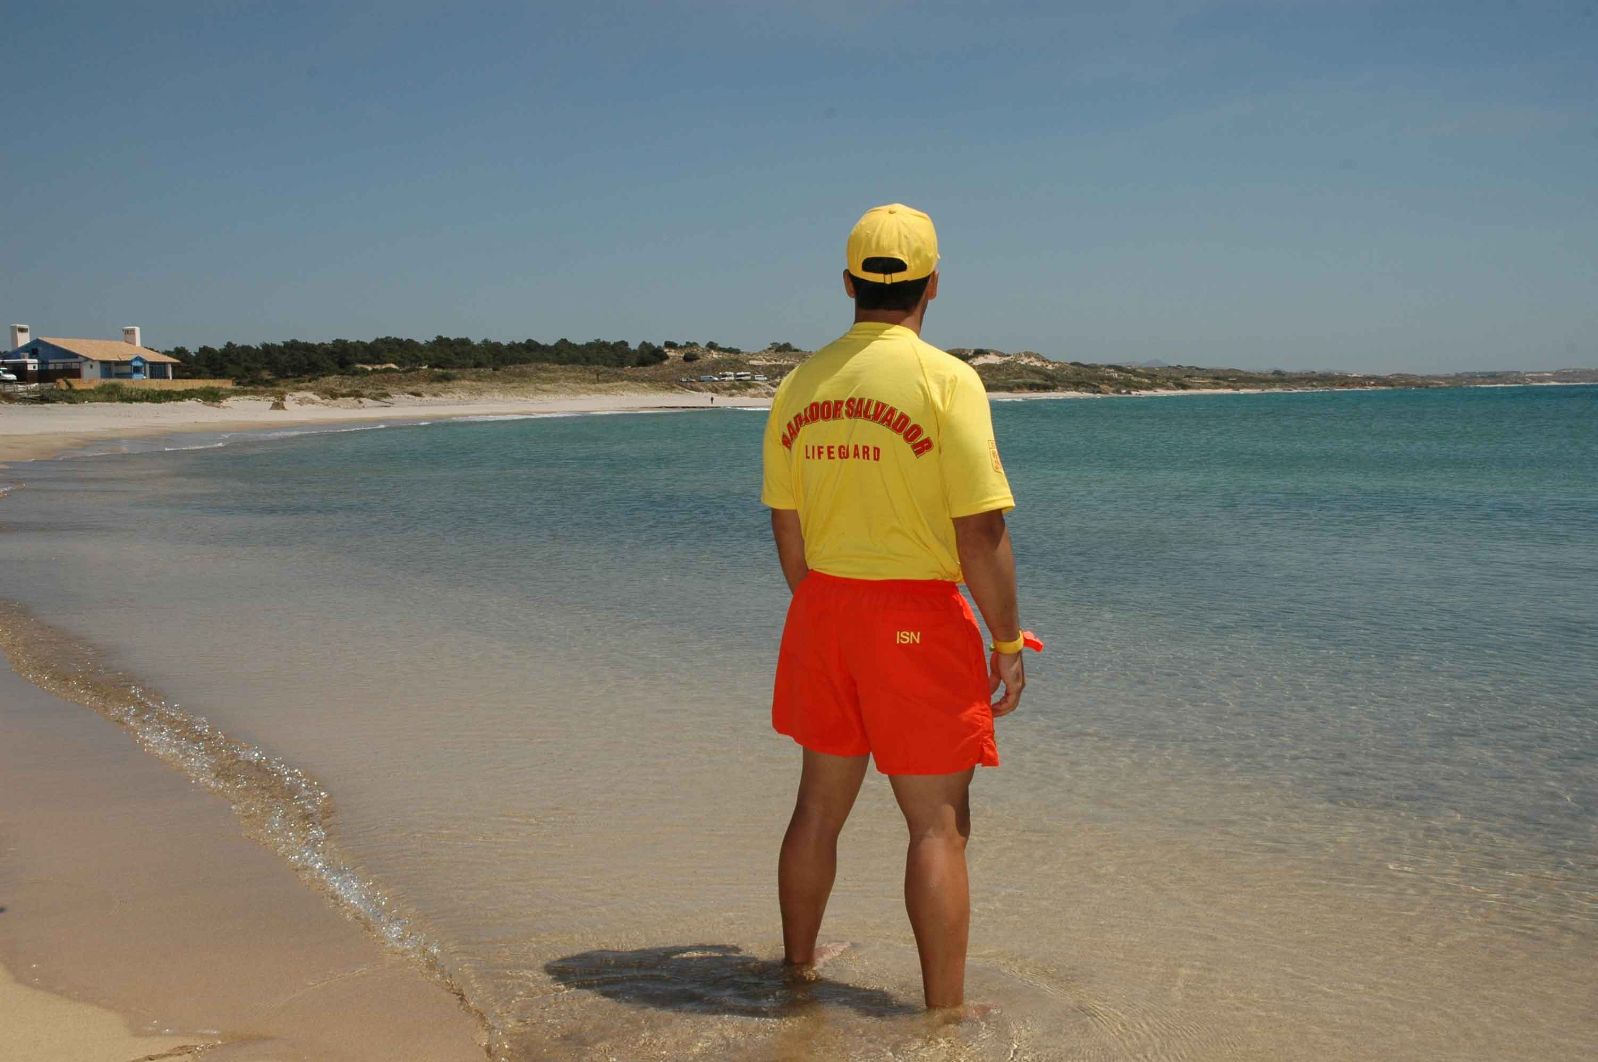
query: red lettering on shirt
[{"left": 783, "top": 394, "right": 934, "bottom": 458}]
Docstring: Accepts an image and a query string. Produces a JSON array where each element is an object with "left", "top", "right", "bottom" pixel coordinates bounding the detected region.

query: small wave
[
  {"left": 69, "top": 440, "right": 233, "bottom": 457},
  {"left": 450, "top": 413, "right": 582, "bottom": 423},
  {"left": 49, "top": 423, "right": 400, "bottom": 461},
  {"left": 991, "top": 393, "right": 1086, "bottom": 402},
  {"left": 232, "top": 422, "right": 399, "bottom": 442}
]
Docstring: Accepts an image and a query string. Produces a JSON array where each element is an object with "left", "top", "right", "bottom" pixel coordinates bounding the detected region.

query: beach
[
  {"left": 0, "top": 389, "right": 765, "bottom": 1060},
  {"left": 2, "top": 392, "right": 694, "bottom": 1059},
  {"left": 2, "top": 385, "right": 1595, "bottom": 1060}
]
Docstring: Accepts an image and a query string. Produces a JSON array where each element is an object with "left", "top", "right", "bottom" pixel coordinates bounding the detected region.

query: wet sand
[{"left": 0, "top": 653, "right": 488, "bottom": 1061}]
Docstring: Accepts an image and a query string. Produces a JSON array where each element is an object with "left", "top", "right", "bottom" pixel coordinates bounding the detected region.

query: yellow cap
[{"left": 846, "top": 203, "right": 939, "bottom": 284}]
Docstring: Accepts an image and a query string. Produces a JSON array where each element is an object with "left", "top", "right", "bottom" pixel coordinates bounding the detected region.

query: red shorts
[{"left": 771, "top": 571, "right": 998, "bottom": 775}]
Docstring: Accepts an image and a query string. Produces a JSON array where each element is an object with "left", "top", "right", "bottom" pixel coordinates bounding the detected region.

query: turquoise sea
[{"left": 2, "top": 384, "right": 1594, "bottom": 1059}]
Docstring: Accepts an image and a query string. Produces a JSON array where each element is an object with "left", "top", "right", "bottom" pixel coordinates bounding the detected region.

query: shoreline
[
  {"left": 0, "top": 387, "right": 793, "bottom": 1059},
  {"left": 0, "top": 622, "right": 490, "bottom": 1061},
  {"left": 0, "top": 394, "right": 771, "bottom": 1058}
]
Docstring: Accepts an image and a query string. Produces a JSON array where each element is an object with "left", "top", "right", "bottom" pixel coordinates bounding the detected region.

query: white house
[{"left": 3, "top": 325, "right": 180, "bottom": 383}]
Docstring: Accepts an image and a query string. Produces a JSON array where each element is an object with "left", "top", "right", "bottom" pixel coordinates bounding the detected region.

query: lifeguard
[{"left": 762, "top": 203, "right": 1040, "bottom": 1013}]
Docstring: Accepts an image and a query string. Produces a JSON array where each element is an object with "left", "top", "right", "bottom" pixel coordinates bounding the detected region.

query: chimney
[
  {"left": 122, "top": 325, "right": 141, "bottom": 348},
  {"left": 9, "top": 324, "right": 29, "bottom": 350}
]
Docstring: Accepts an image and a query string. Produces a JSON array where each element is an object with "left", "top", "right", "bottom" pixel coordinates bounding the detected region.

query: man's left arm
[
  {"left": 770, "top": 508, "right": 808, "bottom": 593},
  {"left": 761, "top": 384, "right": 807, "bottom": 594}
]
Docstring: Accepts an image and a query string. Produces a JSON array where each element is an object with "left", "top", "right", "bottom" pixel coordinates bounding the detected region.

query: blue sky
[{"left": 3, "top": 1, "right": 1593, "bottom": 371}]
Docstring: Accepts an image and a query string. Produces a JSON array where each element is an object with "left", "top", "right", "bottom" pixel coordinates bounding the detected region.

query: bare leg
[
  {"left": 779, "top": 749, "right": 869, "bottom": 970},
  {"left": 889, "top": 768, "right": 974, "bottom": 1010}
]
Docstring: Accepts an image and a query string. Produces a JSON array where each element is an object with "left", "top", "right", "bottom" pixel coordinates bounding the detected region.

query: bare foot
[
  {"left": 810, "top": 941, "right": 851, "bottom": 969},
  {"left": 783, "top": 942, "right": 852, "bottom": 983},
  {"left": 927, "top": 1002, "right": 999, "bottom": 1024}
]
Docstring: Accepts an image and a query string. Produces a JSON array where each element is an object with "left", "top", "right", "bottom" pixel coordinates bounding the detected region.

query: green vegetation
[
  {"left": 167, "top": 335, "right": 670, "bottom": 384},
  {"left": 30, "top": 384, "right": 239, "bottom": 405}
]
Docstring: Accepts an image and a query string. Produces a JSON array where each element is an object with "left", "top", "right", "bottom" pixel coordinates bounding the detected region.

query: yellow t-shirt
[{"left": 761, "top": 322, "right": 1015, "bottom": 582}]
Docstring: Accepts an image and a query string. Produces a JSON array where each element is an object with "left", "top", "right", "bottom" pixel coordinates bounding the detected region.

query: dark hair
[{"left": 850, "top": 273, "right": 931, "bottom": 312}]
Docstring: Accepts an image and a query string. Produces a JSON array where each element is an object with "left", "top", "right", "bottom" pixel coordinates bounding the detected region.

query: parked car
[
  {"left": 752, "top": 374, "right": 769, "bottom": 382},
  {"left": 698, "top": 374, "right": 719, "bottom": 382},
  {"left": 0, "top": 368, "right": 18, "bottom": 382}
]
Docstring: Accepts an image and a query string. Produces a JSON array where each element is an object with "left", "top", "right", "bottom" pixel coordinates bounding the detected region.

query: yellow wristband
[{"left": 990, "top": 634, "right": 1025, "bottom": 654}]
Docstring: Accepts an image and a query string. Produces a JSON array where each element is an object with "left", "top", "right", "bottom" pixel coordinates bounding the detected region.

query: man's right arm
[{"left": 953, "top": 508, "right": 1025, "bottom": 717}]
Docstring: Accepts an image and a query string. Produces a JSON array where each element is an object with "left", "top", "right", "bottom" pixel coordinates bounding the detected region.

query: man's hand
[
  {"left": 954, "top": 508, "right": 1026, "bottom": 717},
  {"left": 989, "top": 650, "right": 1025, "bottom": 717}
]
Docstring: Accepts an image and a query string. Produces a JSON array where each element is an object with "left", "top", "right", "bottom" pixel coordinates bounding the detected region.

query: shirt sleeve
[
  {"left": 941, "top": 366, "right": 1015, "bottom": 518},
  {"left": 760, "top": 395, "right": 797, "bottom": 509}
]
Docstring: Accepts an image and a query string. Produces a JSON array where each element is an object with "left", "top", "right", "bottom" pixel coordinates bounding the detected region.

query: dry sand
[
  {"left": 0, "top": 962, "right": 201, "bottom": 1062},
  {"left": 0, "top": 390, "right": 771, "bottom": 466}
]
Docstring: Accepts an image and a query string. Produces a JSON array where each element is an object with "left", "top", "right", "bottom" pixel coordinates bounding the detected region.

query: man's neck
[{"left": 852, "top": 308, "right": 924, "bottom": 335}]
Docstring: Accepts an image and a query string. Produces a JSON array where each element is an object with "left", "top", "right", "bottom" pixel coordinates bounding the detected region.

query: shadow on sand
[{"left": 544, "top": 944, "right": 918, "bottom": 1019}]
